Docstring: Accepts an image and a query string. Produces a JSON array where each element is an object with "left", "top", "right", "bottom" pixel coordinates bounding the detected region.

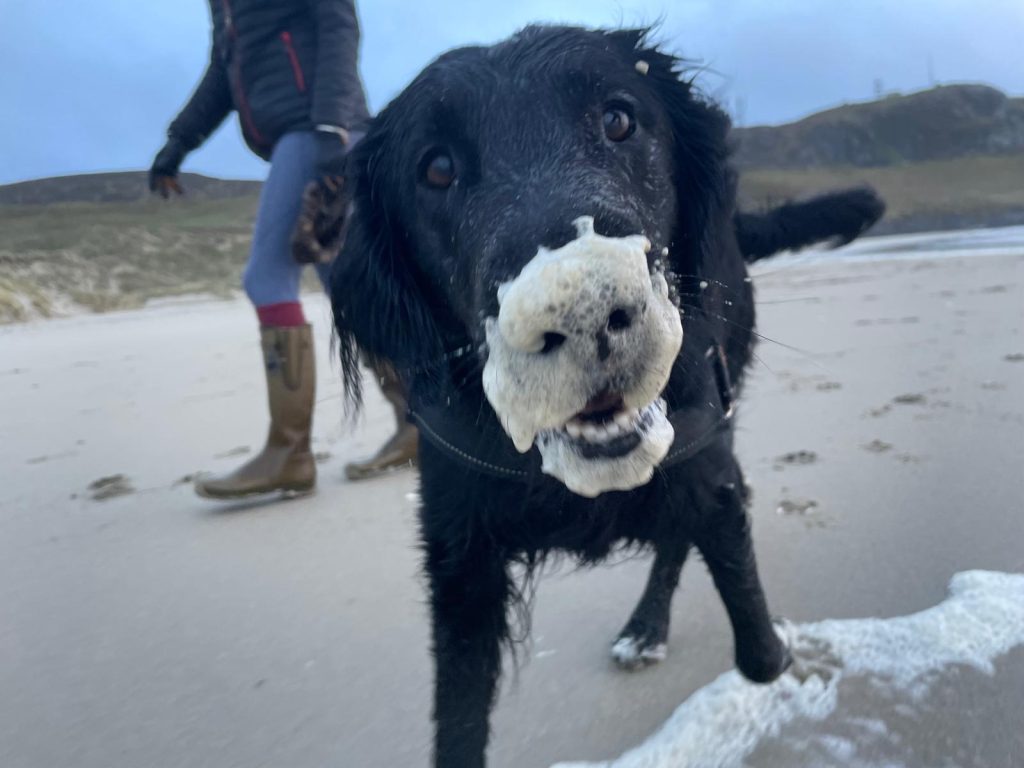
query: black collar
[{"left": 408, "top": 344, "right": 734, "bottom": 483}]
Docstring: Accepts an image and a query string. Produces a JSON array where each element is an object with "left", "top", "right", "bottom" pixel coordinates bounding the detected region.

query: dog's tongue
[{"left": 578, "top": 390, "right": 625, "bottom": 419}]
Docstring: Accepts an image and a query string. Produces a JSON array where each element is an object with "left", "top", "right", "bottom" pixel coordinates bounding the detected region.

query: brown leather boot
[
  {"left": 195, "top": 325, "right": 317, "bottom": 499},
  {"left": 344, "top": 360, "right": 418, "bottom": 481}
]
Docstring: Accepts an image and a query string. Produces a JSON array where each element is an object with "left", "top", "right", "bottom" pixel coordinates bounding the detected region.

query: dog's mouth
[{"left": 539, "top": 390, "right": 666, "bottom": 460}]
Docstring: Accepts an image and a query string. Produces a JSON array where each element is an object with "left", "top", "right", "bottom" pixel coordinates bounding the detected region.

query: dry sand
[{"left": 1, "top": 231, "right": 1022, "bottom": 767}]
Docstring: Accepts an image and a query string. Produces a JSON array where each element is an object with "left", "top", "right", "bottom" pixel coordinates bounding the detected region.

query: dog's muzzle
[{"left": 482, "top": 216, "right": 683, "bottom": 497}]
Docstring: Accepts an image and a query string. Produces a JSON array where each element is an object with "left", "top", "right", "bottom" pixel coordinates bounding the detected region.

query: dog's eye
[
  {"left": 603, "top": 106, "right": 636, "bottom": 142},
  {"left": 422, "top": 151, "right": 456, "bottom": 189}
]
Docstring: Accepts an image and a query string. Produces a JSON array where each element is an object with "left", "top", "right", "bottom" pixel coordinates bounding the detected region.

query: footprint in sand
[
  {"left": 88, "top": 474, "right": 135, "bottom": 501},
  {"left": 214, "top": 446, "right": 250, "bottom": 459},
  {"left": 862, "top": 440, "right": 893, "bottom": 454},
  {"left": 26, "top": 450, "right": 78, "bottom": 465},
  {"left": 1004, "top": 353, "right": 1024, "bottom": 363},
  {"left": 776, "top": 498, "right": 819, "bottom": 516},
  {"left": 894, "top": 453, "right": 922, "bottom": 464},
  {"left": 776, "top": 498, "right": 828, "bottom": 529},
  {"left": 893, "top": 393, "right": 926, "bottom": 405},
  {"left": 774, "top": 451, "right": 818, "bottom": 469}
]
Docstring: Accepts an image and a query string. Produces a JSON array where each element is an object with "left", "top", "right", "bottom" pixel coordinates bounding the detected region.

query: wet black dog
[{"left": 330, "top": 26, "right": 882, "bottom": 767}]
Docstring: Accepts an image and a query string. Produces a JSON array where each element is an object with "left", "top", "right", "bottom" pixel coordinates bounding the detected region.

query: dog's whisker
[
  {"left": 681, "top": 306, "right": 834, "bottom": 377},
  {"left": 679, "top": 302, "right": 815, "bottom": 357}
]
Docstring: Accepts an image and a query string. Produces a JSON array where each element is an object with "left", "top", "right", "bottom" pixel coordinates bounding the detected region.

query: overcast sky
[{"left": 2, "top": 0, "right": 1022, "bottom": 184}]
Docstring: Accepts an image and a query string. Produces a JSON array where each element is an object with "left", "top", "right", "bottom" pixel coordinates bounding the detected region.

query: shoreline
[{"left": 2, "top": 224, "right": 1022, "bottom": 328}]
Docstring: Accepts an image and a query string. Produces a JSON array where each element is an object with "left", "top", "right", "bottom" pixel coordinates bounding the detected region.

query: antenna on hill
[{"left": 733, "top": 95, "right": 746, "bottom": 127}]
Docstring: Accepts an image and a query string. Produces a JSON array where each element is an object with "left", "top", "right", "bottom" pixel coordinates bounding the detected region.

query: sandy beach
[{"left": 1, "top": 229, "right": 1022, "bottom": 768}]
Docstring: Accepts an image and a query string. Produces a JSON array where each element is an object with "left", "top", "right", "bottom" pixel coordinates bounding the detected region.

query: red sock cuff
[{"left": 256, "top": 302, "right": 306, "bottom": 327}]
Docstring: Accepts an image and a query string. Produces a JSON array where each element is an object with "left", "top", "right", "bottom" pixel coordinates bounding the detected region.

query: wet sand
[{"left": 1, "top": 236, "right": 1022, "bottom": 767}]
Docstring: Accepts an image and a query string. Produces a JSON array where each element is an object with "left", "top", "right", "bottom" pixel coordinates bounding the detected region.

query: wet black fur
[{"left": 330, "top": 26, "right": 883, "bottom": 768}]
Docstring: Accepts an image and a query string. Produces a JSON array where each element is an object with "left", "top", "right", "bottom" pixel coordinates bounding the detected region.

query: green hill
[
  {"left": 738, "top": 152, "right": 1024, "bottom": 236},
  {"left": 0, "top": 193, "right": 261, "bottom": 322}
]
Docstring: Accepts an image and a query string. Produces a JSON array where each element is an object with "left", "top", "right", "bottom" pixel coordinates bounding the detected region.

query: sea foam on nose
[
  {"left": 483, "top": 216, "right": 682, "bottom": 498},
  {"left": 495, "top": 216, "right": 653, "bottom": 354}
]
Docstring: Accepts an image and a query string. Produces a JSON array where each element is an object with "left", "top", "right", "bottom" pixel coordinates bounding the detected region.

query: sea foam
[{"left": 552, "top": 570, "right": 1024, "bottom": 768}]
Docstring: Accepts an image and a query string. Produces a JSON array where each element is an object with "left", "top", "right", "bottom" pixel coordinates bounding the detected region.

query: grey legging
[{"left": 242, "top": 130, "right": 336, "bottom": 306}]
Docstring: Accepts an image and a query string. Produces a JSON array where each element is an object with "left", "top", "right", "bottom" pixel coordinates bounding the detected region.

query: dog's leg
[
  {"left": 426, "top": 541, "right": 510, "bottom": 768},
  {"left": 611, "top": 535, "right": 690, "bottom": 670},
  {"left": 692, "top": 479, "right": 791, "bottom": 683}
]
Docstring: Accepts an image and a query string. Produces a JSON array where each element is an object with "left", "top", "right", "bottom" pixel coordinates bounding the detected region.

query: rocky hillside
[
  {"left": 733, "top": 84, "right": 1024, "bottom": 169},
  {"left": 733, "top": 84, "right": 1024, "bottom": 234}
]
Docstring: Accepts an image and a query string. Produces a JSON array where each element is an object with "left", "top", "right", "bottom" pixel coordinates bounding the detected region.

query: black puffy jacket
[{"left": 168, "top": 0, "right": 371, "bottom": 160}]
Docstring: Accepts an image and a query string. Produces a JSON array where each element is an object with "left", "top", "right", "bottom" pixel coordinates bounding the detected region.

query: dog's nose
[
  {"left": 525, "top": 303, "right": 638, "bottom": 359},
  {"left": 496, "top": 217, "right": 654, "bottom": 361}
]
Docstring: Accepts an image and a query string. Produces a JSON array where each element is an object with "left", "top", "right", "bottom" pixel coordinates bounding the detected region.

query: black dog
[{"left": 330, "top": 26, "right": 883, "bottom": 767}]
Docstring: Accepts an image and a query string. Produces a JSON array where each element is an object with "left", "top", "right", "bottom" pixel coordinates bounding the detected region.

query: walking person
[{"left": 149, "top": 0, "right": 416, "bottom": 499}]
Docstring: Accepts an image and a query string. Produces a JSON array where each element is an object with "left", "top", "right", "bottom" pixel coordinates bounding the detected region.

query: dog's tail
[{"left": 735, "top": 187, "right": 885, "bottom": 263}]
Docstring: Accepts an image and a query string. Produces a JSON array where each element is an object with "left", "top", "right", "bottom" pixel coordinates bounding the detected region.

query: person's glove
[
  {"left": 291, "top": 175, "right": 349, "bottom": 264},
  {"left": 290, "top": 126, "right": 352, "bottom": 264},
  {"left": 148, "top": 137, "right": 188, "bottom": 198}
]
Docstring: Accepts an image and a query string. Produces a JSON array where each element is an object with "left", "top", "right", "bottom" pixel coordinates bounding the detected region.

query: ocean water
[
  {"left": 756, "top": 224, "right": 1024, "bottom": 271},
  {"left": 553, "top": 570, "right": 1024, "bottom": 768}
]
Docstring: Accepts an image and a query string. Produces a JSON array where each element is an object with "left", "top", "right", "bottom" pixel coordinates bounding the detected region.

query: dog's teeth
[{"left": 566, "top": 407, "right": 651, "bottom": 444}]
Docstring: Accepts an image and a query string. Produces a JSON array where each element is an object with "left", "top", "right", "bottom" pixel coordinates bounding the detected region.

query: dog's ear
[
  {"left": 328, "top": 130, "right": 445, "bottom": 411},
  {"left": 606, "top": 29, "right": 734, "bottom": 274}
]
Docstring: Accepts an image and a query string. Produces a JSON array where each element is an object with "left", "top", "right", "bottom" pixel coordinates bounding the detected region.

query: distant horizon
[{"left": 4, "top": 80, "right": 1020, "bottom": 187}]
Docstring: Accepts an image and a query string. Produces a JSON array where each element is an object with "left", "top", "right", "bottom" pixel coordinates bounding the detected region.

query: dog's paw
[
  {"left": 735, "top": 619, "right": 793, "bottom": 684},
  {"left": 611, "top": 633, "right": 668, "bottom": 670}
]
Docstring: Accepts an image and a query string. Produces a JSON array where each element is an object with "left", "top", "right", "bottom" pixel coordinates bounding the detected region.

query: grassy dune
[
  {"left": 739, "top": 153, "right": 1024, "bottom": 235},
  {"left": 0, "top": 196, "right": 259, "bottom": 322}
]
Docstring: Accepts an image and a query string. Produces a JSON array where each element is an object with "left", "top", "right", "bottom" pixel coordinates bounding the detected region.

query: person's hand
[
  {"left": 291, "top": 176, "right": 349, "bottom": 264},
  {"left": 148, "top": 138, "right": 188, "bottom": 198},
  {"left": 291, "top": 126, "right": 352, "bottom": 263}
]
